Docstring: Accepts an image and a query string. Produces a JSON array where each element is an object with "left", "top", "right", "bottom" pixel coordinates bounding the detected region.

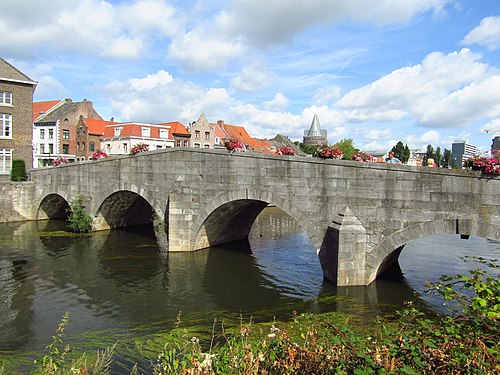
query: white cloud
[
  {"left": 336, "top": 49, "right": 500, "bottom": 128},
  {"left": 103, "top": 71, "right": 231, "bottom": 124},
  {"left": 0, "top": 0, "right": 177, "bottom": 59},
  {"left": 312, "top": 86, "right": 342, "bottom": 105},
  {"left": 130, "top": 70, "right": 173, "bottom": 91},
  {"left": 420, "top": 130, "right": 441, "bottom": 143},
  {"left": 264, "top": 93, "right": 289, "bottom": 111},
  {"left": 231, "top": 64, "right": 274, "bottom": 92},
  {"left": 482, "top": 118, "right": 500, "bottom": 132},
  {"left": 462, "top": 16, "right": 500, "bottom": 50}
]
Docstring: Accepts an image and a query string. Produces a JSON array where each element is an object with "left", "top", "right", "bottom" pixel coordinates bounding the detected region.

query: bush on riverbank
[{"left": 8, "top": 258, "right": 499, "bottom": 374}]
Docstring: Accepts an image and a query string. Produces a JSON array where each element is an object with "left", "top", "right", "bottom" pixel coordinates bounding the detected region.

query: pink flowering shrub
[
  {"left": 277, "top": 146, "right": 295, "bottom": 155},
  {"left": 130, "top": 143, "right": 149, "bottom": 155},
  {"left": 351, "top": 151, "right": 373, "bottom": 162},
  {"left": 52, "top": 157, "right": 69, "bottom": 166},
  {"left": 92, "top": 150, "right": 108, "bottom": 160},
  {"left": 463, "top": 155, "right": 500, "bottom": 176},
  {"left": 317, "top": 145, "right": 343, "bottom": 160},
  {"left": 224, "top": 139, "right": 244, "bottom": 151}
]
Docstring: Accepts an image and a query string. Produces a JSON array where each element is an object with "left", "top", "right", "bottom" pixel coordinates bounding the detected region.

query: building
[
  {"left": 0, "top": 58, "right": 37, "bottom": 180},
  {"left": 491, "top": 136, "right": 500, "bottom": 156},
  {"left": 33, "top": 99, "right": 102, "bottom": 167},
  {"left": 76, "top": 116, "right": 118, "bottom": 160},
  {"left": 303, "top": 114, "right": 327, "bottom": 146},
  {"left": 451, "top": 140, "right": 479, "bottom": 167},
  {"left": 216, "top": 120, "right": 264, "bottom": 151},
  {"left": 101, "top": 122, "right": 176, "bottom": 155},
  {"left": 163, "top": 121, "right": 191, "bottom": 148},
  {"left": 188, "top": 114, "right": 216, "bottom": 149}
]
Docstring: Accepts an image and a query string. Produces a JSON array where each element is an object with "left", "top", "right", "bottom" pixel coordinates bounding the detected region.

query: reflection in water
[{"left": 0, "top": 209, "right": 498, "bottom": 371}]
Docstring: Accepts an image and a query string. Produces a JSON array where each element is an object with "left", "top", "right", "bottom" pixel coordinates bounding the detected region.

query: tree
[
  {"left": 391, "top": 141, "right": 410, "bottom": 164},
  {"left": 333, "top": 138, "right": 358, "bottom": 160},
  {"left": 435, "top": 146, "right": 442, "bottom": 167},
  {"left": 442, "top": 148, "right": 457, "bottom": 169},
  {"left": 298, "top": 143, "right": 318, "bottom": 155},
  {"left": 423, "top": 144, "right": 435, "bottom": 167},
  {"left": 66, "top": 194, "right": 93, "bottom": 233}
]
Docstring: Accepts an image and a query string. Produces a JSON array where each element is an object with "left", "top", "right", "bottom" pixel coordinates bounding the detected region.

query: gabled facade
[
  {"left": 76, "top": 116, "right": 117, "bottom": 160},
  {"left": 0, "top": 58, "right": 37, "bottom": 180},
  {"left": 33, "top": 98, "right": 102, "bottom": 167},
  {"left": 188, "top": 114, "right": 216, "bottom": 149},
  {"left": 101, "top": 122, "right": 175, "bottom": 155}
]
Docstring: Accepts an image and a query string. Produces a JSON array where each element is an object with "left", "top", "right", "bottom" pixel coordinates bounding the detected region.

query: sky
[{"left": 2, "top": 0, "right": 500, "bottom": 153}]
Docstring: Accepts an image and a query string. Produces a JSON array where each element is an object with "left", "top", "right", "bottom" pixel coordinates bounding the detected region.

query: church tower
[{"left": 303, "top": 114, "right": 327, "bottom": 146}]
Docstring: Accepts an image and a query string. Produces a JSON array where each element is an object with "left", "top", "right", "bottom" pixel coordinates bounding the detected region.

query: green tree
[
  {"left": 423, "top": 144, "right": 435, "bottom": 167},
  {"left": 435, "top": 146, "right": 442, "bottom": 167},
  {"left": 391, "top": 141, "right": 410, "bottom": 164},
  {"left": 10, "top": 159, "right": 27, "bottom": 181},
  {"left": 298, "top": 143, "right": 318, "bottom": 155},
  {"left": 442, "top": 148, "right": 457, "bottom": 169},
  {"left": 66, "top": 194, "right": 93, "bottom": 233},
  {"left": 333, "top": 138, "right": 358, "bottom": 160}
]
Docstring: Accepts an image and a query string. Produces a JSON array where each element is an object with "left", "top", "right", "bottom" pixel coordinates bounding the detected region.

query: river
[{"left": 0, "top": 206, "right": 498, "bottom": 372}]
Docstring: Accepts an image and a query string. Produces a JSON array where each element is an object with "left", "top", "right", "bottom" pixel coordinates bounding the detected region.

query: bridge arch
[
  {"left": 191, "top": 188, "right": 317, "bottom": 251},
  {"left": 93, "top": 190, "right": 159, "bottom": 230},
  {"left": 37, "top": 193, "right": 70, "bottom": 220}
]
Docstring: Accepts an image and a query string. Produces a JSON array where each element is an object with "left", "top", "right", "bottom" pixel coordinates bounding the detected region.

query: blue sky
[{"left": 2, "top": 0, "right": 500, "bottom": 153}]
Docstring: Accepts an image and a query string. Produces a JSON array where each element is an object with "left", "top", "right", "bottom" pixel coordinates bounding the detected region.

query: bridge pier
[{"left": 319, "top": 207, "right": 370, "bottom": 286}]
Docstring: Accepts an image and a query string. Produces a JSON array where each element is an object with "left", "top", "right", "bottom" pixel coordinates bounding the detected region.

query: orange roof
[
  {"left": 212, "top": 122, "right": 227, "bottom": 139},
  {"left": 85, "top": 118, "right": 118, "bottom": 136},
  {"left": 160, "top": 121, "right": 188, "bottom": 134},
  {"left": 33, "top": 100, "right": 63, "bottom": 121},
  {"left": 102, "top": 122, "right": 174, "bottom": 140},
  {"left": 253, "top": 138, "right": 273, "bottom": 154},
  {"left": 220, "top": 123, "right": 262, "bottom": 149}
]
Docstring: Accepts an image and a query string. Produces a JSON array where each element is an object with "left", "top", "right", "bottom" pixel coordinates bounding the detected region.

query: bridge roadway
[{"left": 28, "top": 148, "right": 500, "bottom": 286}]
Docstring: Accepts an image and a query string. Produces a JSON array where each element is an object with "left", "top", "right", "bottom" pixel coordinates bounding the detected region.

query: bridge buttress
[{"left": 319, "top": 207, "right": 370, "bottom": 286}]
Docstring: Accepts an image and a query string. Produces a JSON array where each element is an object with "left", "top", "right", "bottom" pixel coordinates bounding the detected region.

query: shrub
[
  {"left": 351, "top": 151, "right": 373, "bottom": 162},
  {"left": 276, "top": 146, "right": 295, "bottom": 155},
  {"left": 316, "top": 145, "right": 343, "bottom": 159},
  {"left": 66, "top": 194, "right": 93, "bottom": 233},
  {"left": 130, "top": 143, "right": 149, "bottom": 155},
  {"left": 10, "top": 159, "right": 27, "bottom": 181}
]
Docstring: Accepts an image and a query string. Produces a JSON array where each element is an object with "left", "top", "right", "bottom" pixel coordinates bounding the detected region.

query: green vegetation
[
  {"left": 66, "top": 194, "right": 93, "bottom": 233},
  {"left": 6, "top": 257, "right": 495, "bottom": 374},
  {"left": 390, "top": 141, "right": 411, "bottom": 164},
  {"left": 10, "top": 159, "right": 27, "bottom": 181},
  {"left": 333, "top": 138, "right": 358, "bottom": 160}
]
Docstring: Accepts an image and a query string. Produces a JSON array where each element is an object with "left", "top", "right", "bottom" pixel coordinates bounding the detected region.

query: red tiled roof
[
  {"left": 102, "top": 122, "right": 174, "bottom": 140},
  {"left": 32, "top": 100, "right": 63, "bottom": 121},
  {"left": 160, "top": 121, "right": 188, "bottom": 134},
  {"left": 85, "top": 118, "right": 118, "bottom": 135},
  {"left": 220, "top": 123, "right": 262, "bottom": 149}
]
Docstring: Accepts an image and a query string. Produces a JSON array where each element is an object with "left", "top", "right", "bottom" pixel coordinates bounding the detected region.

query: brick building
[
  {"left": 76, "top": 116, "right": 117, "bottom": 160},
  {"left": 0, "top": 58, "right": 37, "bottom": 180},
  {"left": 33, "top": 99, "right": 102, "bottom": 167}
]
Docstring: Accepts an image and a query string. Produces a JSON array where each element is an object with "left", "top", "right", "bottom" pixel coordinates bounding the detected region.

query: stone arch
[
  {"left": 37, "top": 193, "right": 70, "bottom": 220},
  {"left": 369, "top": 219, "right": 461, "bottom": 283},
  {"left": 93, "top": 190, "right": 157, "bottom": 230},
  {"left": 191, "top": 188, "right": 316, "bottom": 251}
]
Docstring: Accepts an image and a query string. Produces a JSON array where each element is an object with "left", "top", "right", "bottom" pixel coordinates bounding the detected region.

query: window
[
  {"left": 0, "top": 91, "right": 12, "bottom": 106},
  {"left": 48, "top": 129, "right": 54, "bottom": 139},
  {"left": 123, "top": 143, "right": 128, "bottom": 153},
  {"left": 48, "top": 144, "right": 54, "bottom": 154},
  {"left": 114, "top": 127, "right": 122, "bottom": 136},
  {"left": 62, "top": 144, "right": 69, "bottom": 154},
  {"left": 157, "top": 145, "right": 162, "bottom": 149},
  {"left": 141, "top": 127, "right": 151, "bottom": 137},
  {"left": 183, "top": 140, "right": 189, "bottom": 147},
  {"left": 63, "top": 129, "right": 70, "bottom": 140},
  {"left": 77, "top": 142, "right": 80, "bottom": 151},
  {"left": 205, "top": 132, "right": 210, "bottom": 140},
  {"left": 160, "top": 129, "right": 169, "bottom": 139},
  {"left": 194, "top": 143, "right": 200, "bottom": 148},
  {"left": 0, "top": 148, "right": 12, "bottom": 174},
  {"left": 77, "top": 127, "right": 82, "bottom": 136},
  {"left": 82, "top": 142, "right": 85, "bottom": 151},
  {"left": 0, "top": 113, "right": 12, "bottom": 138},
  {"left": 204, "top": 144, "right": 210, "bottom": 149},
  {"left": 40, "top": 129, "right": 45, "bottom": 139},
  {"left": 176, "top": 140, "right": 181, "bottom": 147},
  {"left": 195, "top": 130, "right": 200, "bottom": 139},
  {"left": 89, "top": 141, "right": 95, "bottom": 152},
  {"left": 106, "top": 144, "right": 111, "bottom": 152}
]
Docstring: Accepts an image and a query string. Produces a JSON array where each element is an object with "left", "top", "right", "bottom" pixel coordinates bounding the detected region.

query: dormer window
[
  {"left": 141, "top": 127, "right": 151, "bottom": 137},
  {"left": 114, "top": 127, "right": 122, "bottom": 136},
  {"left": 159, "top": 129, "right": 168, "bottom": 139}
]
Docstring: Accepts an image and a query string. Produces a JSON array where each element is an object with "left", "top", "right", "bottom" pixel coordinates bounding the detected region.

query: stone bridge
[{"left": 28, "top": 148, "right": 500, "bottom": 286}]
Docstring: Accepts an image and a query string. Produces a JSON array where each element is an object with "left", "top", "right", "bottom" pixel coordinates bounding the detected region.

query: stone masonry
[{"left": 4, "top": 148, "right": 499, "bottom": 286}]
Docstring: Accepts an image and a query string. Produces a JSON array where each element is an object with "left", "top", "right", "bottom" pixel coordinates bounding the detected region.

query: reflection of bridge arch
[
  {"left": 93, "top": 190, "right": 158, "bottom": 230},
  {"left": 191, "top": 188, "right": 317, "bottom": 251},
  {"left": 37, "top": 193, "right": 70, "bottom": 220}
]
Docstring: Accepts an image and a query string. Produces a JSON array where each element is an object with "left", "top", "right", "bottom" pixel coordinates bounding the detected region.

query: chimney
[{"left": 217, "top": 120, "right": 224, "bottom": 127}]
